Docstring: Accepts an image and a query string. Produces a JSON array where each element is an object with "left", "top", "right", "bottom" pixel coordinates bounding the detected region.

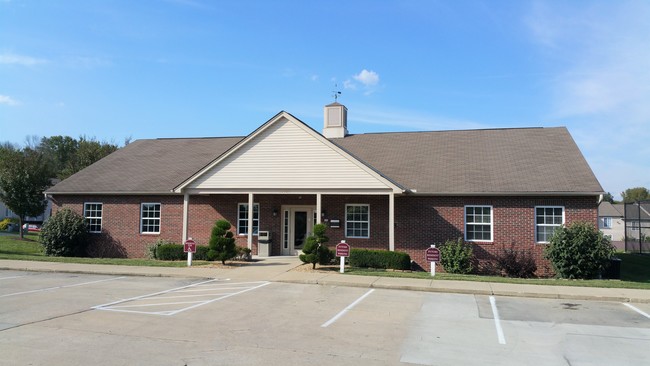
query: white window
[
  {"left": 346, "top": 204, "right": 369, "bottom": 238},
  {"left": 238, "top": 203, "right": 259, "bottom": 235},
  {"left": 141, "top": 203, "right": 161, "bottom": 234},
  {"left": 465, "top": 206, "right": 493, "bottom": 242},
  {"left": 84, "top": 202, "right": 103, "bottom": 233},
  {"left": 631, "top": 221, "right": 639, "bottom": 231},
  {"left": 536, "top": 206, "right": 564, "bottom": 243},
  {"left": 602, "top": 217, "right": 612, "bottom": 229}
]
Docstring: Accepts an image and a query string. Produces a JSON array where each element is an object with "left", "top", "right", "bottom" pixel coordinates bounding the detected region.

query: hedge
[
  {"left": 155, "top": 243, "right": 185, "bottom": 261},
  {"left": 349, "top": 249, "right": 411, "bottom": 270}
]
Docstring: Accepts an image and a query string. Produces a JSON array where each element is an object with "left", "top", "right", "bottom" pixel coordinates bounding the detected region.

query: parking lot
[{"left": 1, "top": 269, "right": 649, "bottom": 365}]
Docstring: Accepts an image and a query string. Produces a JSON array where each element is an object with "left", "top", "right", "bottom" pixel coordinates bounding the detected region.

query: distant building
[{"left": 46, "top": 103, "right": 603, "bottom": 275}]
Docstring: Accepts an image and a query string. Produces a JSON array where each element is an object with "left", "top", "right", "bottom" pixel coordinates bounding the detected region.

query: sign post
[
  {"left": 184, "top": 238, "right": 197, "bottom": 267},
  {"left": 335, "top": 240, "right": 350, "bottom": 274},
  {"left": 425, "top": 245, "right": 440, "bottom": 277}
]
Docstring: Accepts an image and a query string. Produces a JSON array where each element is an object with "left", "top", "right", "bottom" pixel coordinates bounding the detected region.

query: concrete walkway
[{"left": 1, "top": 257, "right": 649, "bottom": 303}]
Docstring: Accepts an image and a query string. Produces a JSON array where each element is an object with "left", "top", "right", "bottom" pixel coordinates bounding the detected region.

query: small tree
[
  {"left": 299, "top": 223, "right": 332, "bottom": 269},
  {"left": 0, "top": 147, "right": 53, "bottom": 239},
  {"left": 39, "top": 208, "right": 88, "bottom": 256},
  {"left": 207, "top": 219, "right": 237, "bottom": 265},
  {"left": 544, "top": 221, "right": 615, "bottom": 279},
  {"left": 439, "top": 238, "right": 473, "bottom": 274}
]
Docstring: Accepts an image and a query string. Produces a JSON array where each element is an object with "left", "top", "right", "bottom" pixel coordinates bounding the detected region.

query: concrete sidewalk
[{"left": 1, "top": 257, "right": 649, "bottom": 303}]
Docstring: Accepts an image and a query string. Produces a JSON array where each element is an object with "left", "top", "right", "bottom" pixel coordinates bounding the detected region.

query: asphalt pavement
[{"left": 1, "top": 256, "right": 648, "bottom": 303}]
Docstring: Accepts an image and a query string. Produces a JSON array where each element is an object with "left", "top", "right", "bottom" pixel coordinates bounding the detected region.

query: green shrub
[
  {"left": 439, "top": 238, "right": 473, "bottom": 274},
  {"left": 0, "top": 217, "right": 19, "bottom": 231},
  {"left": 544, "top": 221, "right": 615, "bottom": 279},
  {"left": 299, "top": 224, "right": 332, "bottom": 269},
  {"left": 156, "top": 243, "right": 185, "bottom": 260},
  {"left": 194, "top": 245, "right": 209, "bottom": 260},
  {"left": 495, "top": 245, "right": 537, "bottom": 278},
  {"left": 349, "top": 249, "right": 411, "bottom": 270},
  {"left": 208, "top": 219, "right": 237, "bottom": 264},
  {"left": 39, "top": 208, "right": 89, "bottom": 257}
]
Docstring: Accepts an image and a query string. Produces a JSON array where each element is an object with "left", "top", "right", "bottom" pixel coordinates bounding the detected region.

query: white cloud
[
  {"left": 343, "top": 79, "right": 356, "bottom": 90},
  {"left": 525, "top": 1, "right": 650, "bottom": 198},
  {"left": 353, "top": 69, "right": 379, "bottom": 86},
  {"left": 0, "top": 52, "right": 47, "bottom": 66},
  {"left": 0, "top": 95, "right": 19, "bottom": 106},
  {"left": 351, "top": 105, "right": 485, "bottom": 132}
]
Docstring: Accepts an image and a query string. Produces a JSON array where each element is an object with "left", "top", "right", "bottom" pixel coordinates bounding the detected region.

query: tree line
[
  {"left": 602, "top": 187, "right": 650, "bottom": 204},
  {"left": 0, "top": 136, "right": 126, "bottom": 238}
]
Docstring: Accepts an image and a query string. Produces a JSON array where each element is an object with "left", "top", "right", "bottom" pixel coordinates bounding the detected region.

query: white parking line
[
  {"left": 0, "top": 276, "right": 125, "bottom": 298},
  {"left": 489, "top": 296, "right": 506, "bottom": 345},
  {"left": 623, "top": 303, "right": 650, "bottom": 319},
  {"left": 321, "top": 289, "right": 375, "bottom": 328},
  {"left": 93, "top": 279, "right": 271, "bottom": 316},
  {"left": 0, "top": 275, "right": 28, "bottom": 280}
]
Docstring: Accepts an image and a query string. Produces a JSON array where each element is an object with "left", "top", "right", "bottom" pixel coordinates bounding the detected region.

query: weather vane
[{"left": 332, "top": 84, "right": 342, "bottom": 102}]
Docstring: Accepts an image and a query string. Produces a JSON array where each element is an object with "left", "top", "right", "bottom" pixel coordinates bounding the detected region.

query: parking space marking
[
  {"left": 93, "top": 279, "right": 271, "bottom": 316},
  {"left": 0, "top": 275, "right": 28, "bottom": 280},
  {"left": 489, "top": 296, "right": 506, "bottom": 344},
  {"left": 321, "top": 289, "right": 375, "bottom": 328},
  {"left": 0, "top": 276, "right": 126, "bottom": 298},
  {"left": 623, "top": 303, "right": 650, "bottom": 320}
]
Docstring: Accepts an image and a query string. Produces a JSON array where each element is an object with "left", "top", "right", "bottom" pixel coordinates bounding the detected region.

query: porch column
[
  {"left": 182, "top": 192, "right": 190, "bottom": 243},
  {"left": 389, "top": 192, "right": 395, "bottom": 251},
  {"left": 316, "top": 193, "right": 322, "bottom": 224},
  {"left": 247, "top": 193, "right": 254, "bottom": 250}
]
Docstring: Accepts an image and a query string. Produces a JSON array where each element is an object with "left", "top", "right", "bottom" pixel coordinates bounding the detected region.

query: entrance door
[{"left": 282, "top": 206, "right": 316, "bottom": 255}]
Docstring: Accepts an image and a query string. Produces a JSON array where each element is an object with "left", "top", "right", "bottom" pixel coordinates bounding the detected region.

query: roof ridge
[{"left": 345, "top": 126, "right": 558, "bottom": 137}]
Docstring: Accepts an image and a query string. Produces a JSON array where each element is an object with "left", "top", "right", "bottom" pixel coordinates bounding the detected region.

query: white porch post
[
  {"left": 182, "top": 192, "right": 189, "bottom": 243},
  {"left": 247, "top": 193, "right": 254, "bottom": 250},
  {"left": 316, "top": 193, "right": 322, "bottom": 224},
  {"left": 389, "top": 193, "right": 395, "bottom": 251}
]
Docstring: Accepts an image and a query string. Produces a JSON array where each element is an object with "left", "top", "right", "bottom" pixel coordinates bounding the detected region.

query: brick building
[{"left": 46, "top": 103, "right": 603, "bottom": 275}]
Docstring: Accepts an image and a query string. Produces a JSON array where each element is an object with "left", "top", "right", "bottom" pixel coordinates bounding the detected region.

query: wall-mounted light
[{"left": 273, "top": 209, "right": 278, "bottom": 217}]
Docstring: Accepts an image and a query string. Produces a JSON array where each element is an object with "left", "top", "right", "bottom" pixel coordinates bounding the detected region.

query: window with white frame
[
  {"left": 140, "top": 203, "right": 161, "bottom": 234},
  {"left": 237, "top": 203, "right": 259, "bottom": 235},
  {"left": 84, "top": 202, "right": 103, "bottom": 233},
  {"left": 535, "top": 206, "right": 564, "bottom": 243},
  {"left": 602, "top": 217, "right": 612, "bottom": 229},
  {"left": 346, "top": 204, "right": 369, "bottom": 238},
  {"left": 465, "top": 206, "right": 493, "bottom": 241}
]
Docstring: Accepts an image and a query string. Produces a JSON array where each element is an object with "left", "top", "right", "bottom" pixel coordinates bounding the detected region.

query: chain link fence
[{"left": 624, "top": 200, "right": 650, "bottom": 253}]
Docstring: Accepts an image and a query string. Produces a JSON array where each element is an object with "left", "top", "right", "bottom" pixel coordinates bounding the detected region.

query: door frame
[{"left": 281, "top": 205, "right": 317, "bottom": 255}]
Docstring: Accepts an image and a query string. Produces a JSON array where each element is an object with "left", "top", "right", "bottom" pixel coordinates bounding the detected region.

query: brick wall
[{"left": 51, "top": 193, "right": 598, "bottom": 276}]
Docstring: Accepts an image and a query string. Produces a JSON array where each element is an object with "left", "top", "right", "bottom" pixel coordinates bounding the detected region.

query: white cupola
[{"left": 323, "top": 102, "right": 348, "bottom": 139}]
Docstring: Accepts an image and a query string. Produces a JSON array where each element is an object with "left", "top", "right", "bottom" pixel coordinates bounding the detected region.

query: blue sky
[{"left": 1, "top": 0, "right": 648, "bottom": 199}]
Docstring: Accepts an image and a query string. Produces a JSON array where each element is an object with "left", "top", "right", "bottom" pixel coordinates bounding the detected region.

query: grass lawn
[
  {"left": 0, "top": 233, "right": 210, "bottom": 267},
  {"left": 344, "top": 252, "right": 650, "bottom": 290}
]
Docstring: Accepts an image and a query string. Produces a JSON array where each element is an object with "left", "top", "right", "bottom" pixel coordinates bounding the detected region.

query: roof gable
[{"left": 176, "top": 112, "right": 402, "bottom": 193}]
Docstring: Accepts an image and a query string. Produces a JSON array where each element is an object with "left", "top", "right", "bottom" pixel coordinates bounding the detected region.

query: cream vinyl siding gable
[{"left": 188, "top": 117, "right": 392, "bottom": 190}]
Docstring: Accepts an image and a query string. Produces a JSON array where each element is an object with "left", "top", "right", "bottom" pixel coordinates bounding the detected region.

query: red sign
[
  {"left": 184, "top": 239, "right": 197, "bottom": 253},
  {"left": 425, "top": 247, "right": 440, "bottom": 262},
  {"left": 336, "top": 242, "right": 350, "bottom": 257}
]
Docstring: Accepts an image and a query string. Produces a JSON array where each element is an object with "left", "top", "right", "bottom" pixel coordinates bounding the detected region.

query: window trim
[
  {"left": 535, "top": 206, "right": 565, "bottom": 243},
  {"left": 345, "top": 204, "right": 370, "bottom": 239},
  {"left": 464, "top": 205, "right": 494, "bottom": 243},
  {"left": 237, "top": 203, "right": 260, "bottom": 236},
  {"left": 84, "top": 202, "right": 103, "bottom": 234},
  {"left": 140, "top": 202, "right": 161, "bottom": 235},
  {"left": 602, "top": 217, "right": 613, "bottom": 229}
]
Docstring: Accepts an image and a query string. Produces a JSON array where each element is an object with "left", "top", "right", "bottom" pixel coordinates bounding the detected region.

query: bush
[
  {"left": 544, "top": 221, "right": 615, "bottom": 279},
  {"left": 299, "top": 224, "right": 332, "bottom": 269},
  {"left": 495, "top": 245, "right": 537, "bottom": 278},
  {"left": 208, "top": 220, "right": 237, "bottom": 264},
  {"left": 349, "top": 249, "right": 411, "bottom": 270},
  {"left": 439, "top": 238, "right": 473, "bottom": 274},
  {"left": 156, "top": 243, "right": 185, "bottom": 260},
  {"left": 235, "top": 246, "right": 252, "bottom": 261},
  {"left": 194, "top": 245, "right": 209, "bottom": 260},
  {"left": 39, "top": 208, "right": 89, "bottom": 257},
  {"left": 0, "top": 217, "right": 19, "bottom": 231}
]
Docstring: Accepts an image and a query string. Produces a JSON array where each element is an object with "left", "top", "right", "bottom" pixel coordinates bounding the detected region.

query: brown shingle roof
[
  {"left": 47, "top": 137, "right": 242, "bottom": 194},
  {"left": 48, "top": 125, "right": 603, "bottom": 195},
  {"left": 335, "top": 127, "right": 602, "bottom": 195}
]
